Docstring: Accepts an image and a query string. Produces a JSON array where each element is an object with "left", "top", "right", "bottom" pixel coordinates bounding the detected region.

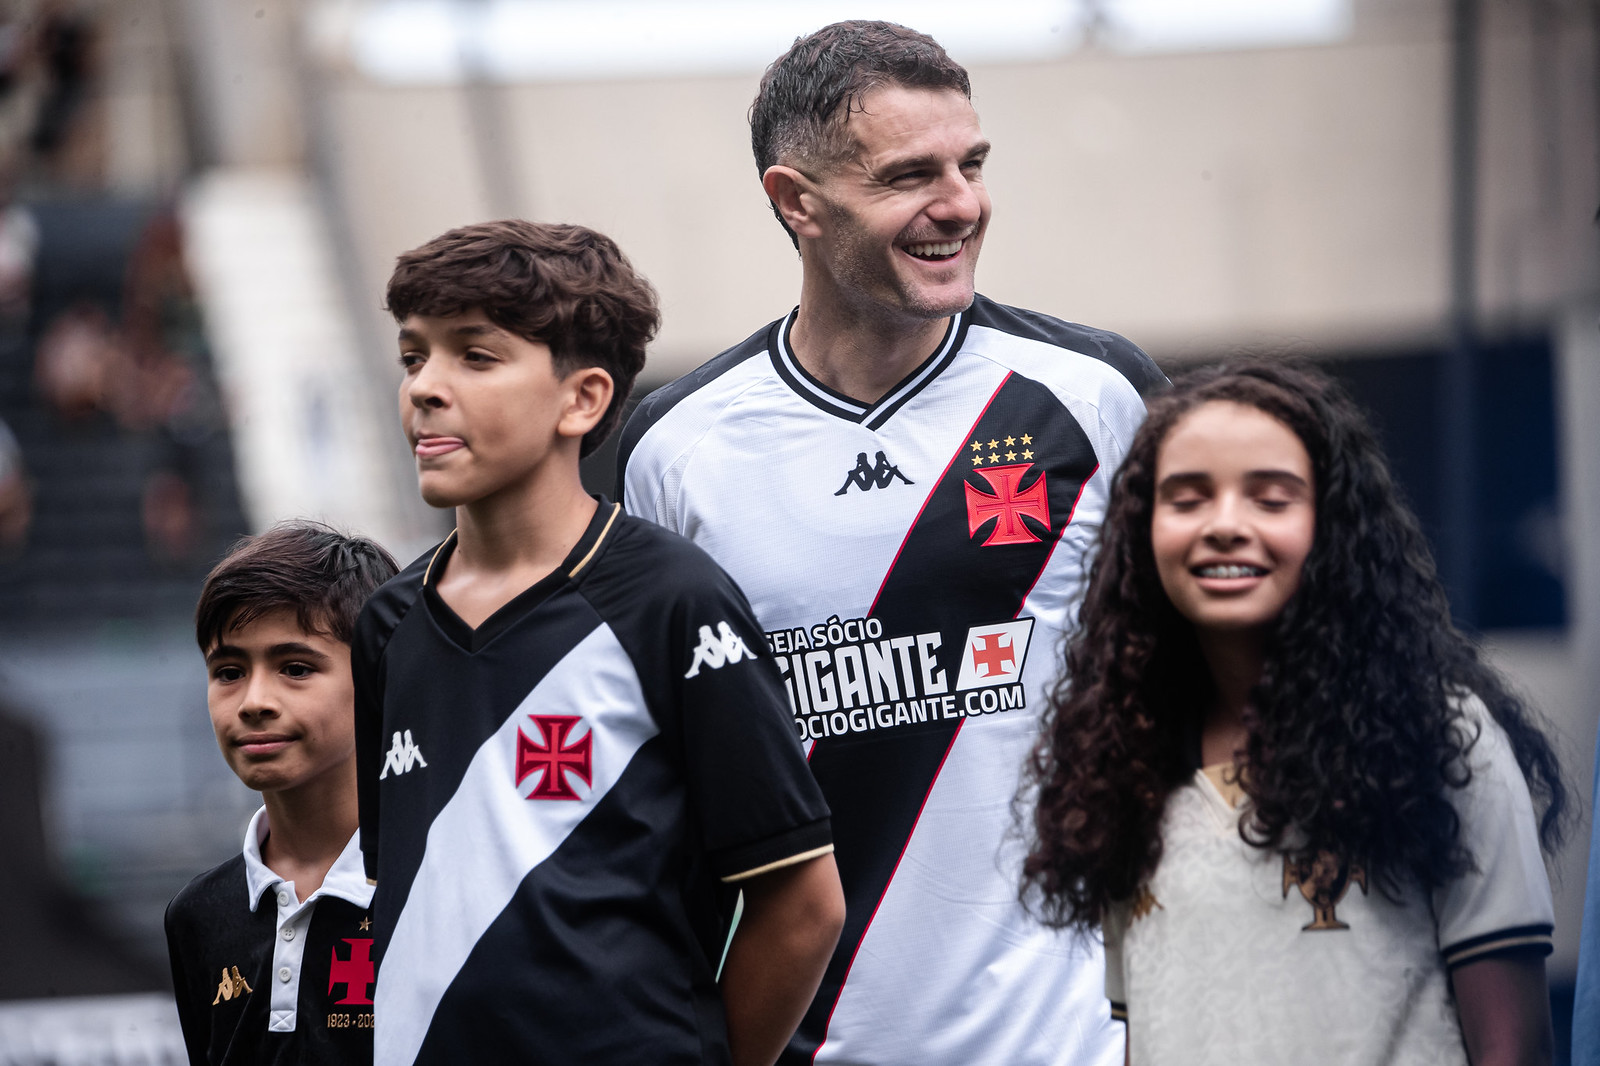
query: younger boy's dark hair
[
  {"left": 385, "top": 220, "right": 661, "bottom": 458},
  {"left": 195, "top": 521, "right": 399, "bottom": 651}
]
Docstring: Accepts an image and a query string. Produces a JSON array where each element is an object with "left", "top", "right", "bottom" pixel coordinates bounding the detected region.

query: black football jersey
[{"left": 354, "top": 500, "right": 831, "bottom": 1065}]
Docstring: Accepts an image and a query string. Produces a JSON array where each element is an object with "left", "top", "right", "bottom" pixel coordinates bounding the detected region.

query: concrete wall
[{"left": 315, "top": 2, "right": 1598, "bottom": 374}]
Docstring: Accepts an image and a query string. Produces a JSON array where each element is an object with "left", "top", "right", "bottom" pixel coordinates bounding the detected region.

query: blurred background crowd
[{"left": 0, "top": 0, "right": 1594, "bottom": 1062}]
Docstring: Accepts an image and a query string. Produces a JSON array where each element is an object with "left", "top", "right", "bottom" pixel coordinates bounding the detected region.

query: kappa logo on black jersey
[
  {"left": 379, "top": 729, "right": 428, "bottom": 779},
  {"left": 835, "top": 451, "right": 914, "bottom": 496},
  {"left": 685, "top": 621, "right": 751, "bottom": 678}
]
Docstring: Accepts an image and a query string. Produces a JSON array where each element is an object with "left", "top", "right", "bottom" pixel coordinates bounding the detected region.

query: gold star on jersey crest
[{"left": 971, "top": 430, "right": 1038, "bottom": 467}]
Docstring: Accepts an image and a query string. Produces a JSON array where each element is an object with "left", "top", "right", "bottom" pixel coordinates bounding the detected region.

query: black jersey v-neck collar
[
  {"left": 768, "top": 306, "right": 970, "bottom": 430},
  {"left": 421, "top": 499, "right": 621, "bottom": 654}
]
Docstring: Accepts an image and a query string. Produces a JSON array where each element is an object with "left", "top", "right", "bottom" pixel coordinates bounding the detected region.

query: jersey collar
[
  {"left": 422, "top": 497, "right": 622, "bottom": 654},
  {"left": 768, "top": 306, "right": 970, "bottom": 430},
  {"left": 241, "top": 806, "right": 374, "bottom": 913}
]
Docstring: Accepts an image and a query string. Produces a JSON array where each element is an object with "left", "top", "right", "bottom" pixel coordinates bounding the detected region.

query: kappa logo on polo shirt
[
  {"left": 684, "top": 621, "right": 751, "bottom": 678},
  {"left": 379, "top": 729, "right": 428, "bottom": 779},
  {"left": 212, "top": 966, "right": 252, "bottom": 1005}
]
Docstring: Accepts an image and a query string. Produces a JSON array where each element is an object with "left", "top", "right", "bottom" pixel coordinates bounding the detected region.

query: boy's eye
[
  {"left": 463, "top": 348, "right": 496, "bottom": 365},
  {"left": 398, "top": 352, "right": 424, "bottom": 370},
  {"left": 211, "top": 665, "right": 244, "bottom": 683},
  {"left": 282, "top": 662, "right": 316, "bottom": 680}
]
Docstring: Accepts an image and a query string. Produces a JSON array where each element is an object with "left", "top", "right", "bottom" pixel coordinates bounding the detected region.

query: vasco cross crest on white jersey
[
  {"left": 835, "top": 451, "right": 913, "bottom": 496},
  {"left": 379, "top": 729, "right": 428, "bottom": 779},
  {"left": 684, "top": 621, "right": 751, "bottom": 678}
]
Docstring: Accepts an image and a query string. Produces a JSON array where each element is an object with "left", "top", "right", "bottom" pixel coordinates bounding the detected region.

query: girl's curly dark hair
[{"left": 1021, "top": 359, "right": 1569, "bottom": 931}]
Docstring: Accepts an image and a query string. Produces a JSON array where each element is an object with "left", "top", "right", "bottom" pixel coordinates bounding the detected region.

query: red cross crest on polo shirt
[
  {"left": 328, "top": 939, "right": 375, "bottom": 1005},
  {"left": 965, "top": 463, "right": 1050, "bottom": 546},
  {"left": 516, "top": 714, "right": 593, "bottom": 801}
]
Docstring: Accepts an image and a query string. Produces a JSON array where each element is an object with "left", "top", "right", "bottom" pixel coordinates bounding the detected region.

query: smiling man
[{"left": 618, "top": 21, "right": 1165, "bottom": 1066}]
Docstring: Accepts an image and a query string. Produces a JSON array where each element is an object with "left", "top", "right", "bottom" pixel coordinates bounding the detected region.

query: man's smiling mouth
[{"left": 903, "top": 239, "right": 963, "bottom": 261}]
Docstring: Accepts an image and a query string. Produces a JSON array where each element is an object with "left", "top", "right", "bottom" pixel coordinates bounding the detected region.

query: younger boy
[
  {"left": 355, "top": 220, "right": 844, "bottom": 1066},
  {"left": 167, "top": 522, "right": 398, "bottom": 1065}
]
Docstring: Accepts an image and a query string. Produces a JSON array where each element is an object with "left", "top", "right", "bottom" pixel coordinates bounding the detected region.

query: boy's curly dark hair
[{"left": 1021, "top": 359, "right": 1568, "bottom": 931}]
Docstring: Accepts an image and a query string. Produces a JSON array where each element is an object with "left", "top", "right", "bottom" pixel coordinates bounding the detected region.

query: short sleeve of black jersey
[
  {"left": 675, "top": 570, "right": 832, "bottom": 880},
  {"left": 164, "top": 891, "right": 208, "bottom": 1066},
  {"left": 352, "top": 557, "right": 429, "bottom": 885},
  {"left": 585, "top": 519, "right": 831, "bottom": 882}
]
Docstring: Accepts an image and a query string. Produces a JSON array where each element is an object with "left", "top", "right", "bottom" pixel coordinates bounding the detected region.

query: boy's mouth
[
  {"left": 415, "top": 435, "right": 465, "bottom": 458},
  {"left": 237, "top": 732, "right": 295, "bottom": 756}
]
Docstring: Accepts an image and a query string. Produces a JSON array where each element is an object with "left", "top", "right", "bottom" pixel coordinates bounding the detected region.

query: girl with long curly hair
[{"left": 1023, "top": 360, "right": 1567, "bottom": 1065}]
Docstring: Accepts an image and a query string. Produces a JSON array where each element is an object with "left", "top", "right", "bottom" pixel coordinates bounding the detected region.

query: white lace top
[{"left": 1103, "top": 697, "right": 1553, "bottom": 1065}]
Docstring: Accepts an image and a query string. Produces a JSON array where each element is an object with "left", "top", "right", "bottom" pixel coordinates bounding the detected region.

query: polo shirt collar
[{"left": 241, "top": 805, "right": 375, "bottom": 913}]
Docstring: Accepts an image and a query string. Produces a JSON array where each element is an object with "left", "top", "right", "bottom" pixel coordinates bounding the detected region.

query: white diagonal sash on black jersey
[{"left": 374, "top": 624, "right": 656, "bottom": 1065}]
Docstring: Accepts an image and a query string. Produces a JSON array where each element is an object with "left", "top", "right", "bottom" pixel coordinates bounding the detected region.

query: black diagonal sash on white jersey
[{"left": 788, "top": 371, "right": 1101, "bottom": 1064}]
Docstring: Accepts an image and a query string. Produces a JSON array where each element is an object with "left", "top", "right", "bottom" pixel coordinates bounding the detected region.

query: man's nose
[{"left": 928, "top": 168, "right": 983, "bottom": 226}]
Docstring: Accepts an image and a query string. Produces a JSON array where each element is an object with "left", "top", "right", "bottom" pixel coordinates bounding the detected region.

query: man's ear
[
  {"left": 762, "top": 165, "right": 825, "bottom": 240},
  {"left": 558, "top": 367, "right": 614, "bottom": 442}
]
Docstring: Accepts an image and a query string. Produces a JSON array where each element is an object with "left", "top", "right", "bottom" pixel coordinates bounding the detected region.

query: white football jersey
[{"left": 619, "top": 295, "right": 1163, "bottom": 1066}]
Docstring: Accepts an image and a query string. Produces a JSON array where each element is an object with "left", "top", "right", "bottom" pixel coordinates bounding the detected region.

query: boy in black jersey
[
  {"left": 356, "top": 220, "right": 843, "bottom": 1066},
  {"left": 166, "top": 522, "right": 399, "bottom": 1066}
]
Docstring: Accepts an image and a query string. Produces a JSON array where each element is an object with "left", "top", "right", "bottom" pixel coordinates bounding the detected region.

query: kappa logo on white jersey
[
  {"left": 379, "top": 729, "right": 428, "bottom": 779},
  {"left": 684, "top": 621, "right": 752, "bottom": 678},
  {"left": 954, "top": 618, "right": 1035, "bottom": 690}
]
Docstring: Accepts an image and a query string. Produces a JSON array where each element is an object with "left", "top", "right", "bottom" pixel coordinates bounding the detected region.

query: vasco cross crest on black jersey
[{"left": 835, "top": 451, "right": 914, "bottom": 496}]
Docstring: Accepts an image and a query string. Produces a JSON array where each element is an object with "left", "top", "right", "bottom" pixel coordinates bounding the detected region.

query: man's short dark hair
[
  {"left": 385, "top": 220, "right": 661, "bottom": 457},
  {"left": 195, "top": 521, "right": 399, "bottom": 651},
  {"left": 749, "top": 21, "right": 972, "bottom": 246}
]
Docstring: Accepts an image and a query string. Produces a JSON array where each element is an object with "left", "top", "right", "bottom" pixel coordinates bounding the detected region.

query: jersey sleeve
[
  {"left": 164, "top": 895, "right": 208, "bottom": 1066},
  {"left": 1433, "top": 697, "right": 1555, "bottom": 968},
  {"left": 1102, "top": 902, "right": 1129, "bottom": 1022},
  {"left": 352, "top": 577, "right": 414, "bottom": 886},
  {"left": 672, "top": 562, "right": 832, "bottom": 882}
]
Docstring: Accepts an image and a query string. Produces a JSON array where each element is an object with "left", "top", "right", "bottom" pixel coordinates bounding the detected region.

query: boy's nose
[
  {"left": 238, "top": 674, "right": 279, "bottom": 719},
  {"left": 405, "top": 359, "right": 450, "bottom": 408}
]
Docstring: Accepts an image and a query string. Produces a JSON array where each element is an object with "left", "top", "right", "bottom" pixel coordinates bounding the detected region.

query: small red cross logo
[
  {"left": 516, "top": 715, "right": 593, "bottom": 801},
  {"left": 971, "top": 633, "right": 1016, "bottom": 677},
  {"left": 328, "top": 939, "right": 375, "bottom": 1005},
  {"left": 965, "top": 463, "right": 1051, "bottom": 546}
]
